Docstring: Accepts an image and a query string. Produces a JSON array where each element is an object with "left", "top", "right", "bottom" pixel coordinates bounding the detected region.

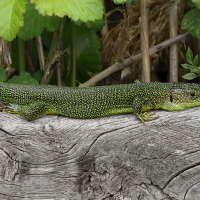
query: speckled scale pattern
[{"left": 0, "top": 82, "right": 200, "bottom": 122}]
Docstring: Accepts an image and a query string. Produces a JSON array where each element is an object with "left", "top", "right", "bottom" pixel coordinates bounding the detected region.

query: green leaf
[
  {"left": 33, "top": 69, "right": 45, "bottom": 82},
  {"left": 74, "top": 19, "right": 105, "bottom": 31},
  {"left": 76, "top": 36, "right": 91, "bottom": 58},
  {"left": 181, "top": 8, "right": 200, "bottom": 38},
  {"left": 181, "top": 64, "right": 191, "bottom": 69},
  {"left": 0, "top": 67, "right": 7, "bottom": 82},
  {"left": 0, "top": 0, "right": 26, "bottom": 41},
  {"left": 186, "top": 47, "right": 193, "bottom": 64},
  {"left": 31, "top": 0, "right": 104, "bottom": 22},
  {"left": 77, "top": 49, "right": 102, "bottom": 72},
  {"left": 62, "top": 20, "right": 102, "bottom": 86},
  {"left": 41, "top": 31, "right": 54, "bottom": 50},
  {"left": 8, "top": 72, "right": 39, "bottom": 85},
  {"left": 191, "top": 0, "right": 200, "bottom": 8},
  {"left": 113, "top": 0, "right": 133, "bottom": 4},
  {"left": 193, "top": 55, "right": 198, "bottom": 66},
  {"left": 189, "top": 0, "right": 197, "bottom": 7},
  {"left": 18, "top": 1, "right": 61, "bottom": 41},
  {"left": 181, "top": 63, "right": 200, "bottom": 73},
  {"left": 189, "top": 66, "right": 200, "bottom": 73},
  {"left": 182, "top": 72, "right": 198, "bottom": 80},
  {"left": 85, "top": 19, "right": 105, "bottom": 31}
]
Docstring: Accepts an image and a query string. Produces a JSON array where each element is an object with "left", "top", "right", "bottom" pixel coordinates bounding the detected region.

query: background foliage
[{"left": 0, "top": 0, "right": 199, "bottom": 85}]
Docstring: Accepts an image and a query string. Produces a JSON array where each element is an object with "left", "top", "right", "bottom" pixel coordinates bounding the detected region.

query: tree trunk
[{"left": 0, "top": 107, "right": 200, "bottom": 199}]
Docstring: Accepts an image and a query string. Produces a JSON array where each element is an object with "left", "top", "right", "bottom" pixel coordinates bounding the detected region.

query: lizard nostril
[{"left": 191, "top": 93, "right": 195, "bottom": 97}]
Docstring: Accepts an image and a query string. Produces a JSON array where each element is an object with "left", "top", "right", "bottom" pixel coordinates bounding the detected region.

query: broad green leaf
[
  {"left": 62, "top": 20, "right": 102, "bottom": 86},
  {"left": 31, "top": 0, "right": 104, "bottom": 22},
  {"left": 186, "top": 47, "right": 193, "bottom": 64},
  {"left": 0, "top": 0, "right": 26, "bottom": 41},
  {"left": 18, "top": 1, "right": 61, "bottom": 41},
  {"left": 74, "top": 19, "right": 105, "bottom": 31},
  {"left": 182, "top": 72, "right": 198, "bottom": 80},
  {"left": 182, "top": 8, "right": 200, "bottom": 38},
  {"left": 191, "top": 0, "right": 200, "bottom": 8},
  {"left": 193, "top": 55, "right": 198, "bottom": 66},
  {"left": 66, "top": 35, "right": 91, "bottom": 57},
  {"left": 114, "top": 0, "right": 133, "bottom": 4},
  {"left": 85, "top": 19, "right": 105, "bottom": 31},
  {"left": 41, "top": 31, "right": 54, "bottom": 50},
  {"left": 0, "top": 67, "right": 7, "bottom": 82},
  {"left": 8, "top": 72, "right": 39, "bottom": 85},
  {"left": 66, "top": 35, "right": 101, "bottom": 84},
  {"left": 181, "top": 64, "right": 191, "bottom": 69},
  {"left": 33, "top": 69, "right": 45, "bottom": 82},
  {"left": 77, "top": 49, "right": 102, "bottom": 72},
  {"left": 75, "top": 36, "right": 91, "bottom": 58},
  {"left": 189, "top": 0, "right": 197, "bottom": 7}
]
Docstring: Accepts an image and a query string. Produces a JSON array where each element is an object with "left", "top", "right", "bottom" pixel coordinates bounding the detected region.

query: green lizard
[{"left": 0, "top": 81, "right": 200, "bottom": 125}]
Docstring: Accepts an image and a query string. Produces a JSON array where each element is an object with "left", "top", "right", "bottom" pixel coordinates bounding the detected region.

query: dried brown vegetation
[{"left": 100, "top": 0, "right": 188, "bottom": 83}]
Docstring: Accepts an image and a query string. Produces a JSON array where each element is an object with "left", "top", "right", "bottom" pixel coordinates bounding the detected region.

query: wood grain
[{"left": 0, "top": 107, "right": 200, "bottom": 199}]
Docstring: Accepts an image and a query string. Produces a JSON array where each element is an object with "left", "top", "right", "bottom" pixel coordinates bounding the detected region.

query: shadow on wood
[{"left": 0, "top": 107, "right": 200, "bottom": 199}]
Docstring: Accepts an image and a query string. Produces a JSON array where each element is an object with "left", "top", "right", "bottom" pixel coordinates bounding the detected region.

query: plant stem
[
  {"left": 169, "top": 0, "right": 178, "bottom": 82},
  {"left": 42, "top": 17, "right": 66, "bottom": 84},
  {"left": 139, "top": 0, "right": 150, "bottom": 83},
  {"left": 70, "top": 23, "right": 77, "bottom": 87},
  {"left": 36, "top": 36, "right": 45, "bottom": 70},
  {"left": 17, "top": 37, "right": 26, "bottom": 73},
  {"left": 80, "top": 32, "right": 191, "bottom": 87}
]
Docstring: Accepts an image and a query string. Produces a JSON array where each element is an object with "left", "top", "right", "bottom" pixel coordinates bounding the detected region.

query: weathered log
[{"left": 0, "top": 107, "right": 200, "bottom": 199}]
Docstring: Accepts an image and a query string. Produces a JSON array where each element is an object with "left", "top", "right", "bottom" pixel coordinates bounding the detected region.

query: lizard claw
[
  {"left": 138, "top": 112, "right": 159, "bottom": 125},
  {"left": 141, "top": 112, "right": 159, "bottom": 122}
]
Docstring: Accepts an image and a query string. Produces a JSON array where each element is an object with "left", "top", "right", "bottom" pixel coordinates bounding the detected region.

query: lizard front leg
[{"left": 133, "top": 97, "right": 159, "bottom": 125}]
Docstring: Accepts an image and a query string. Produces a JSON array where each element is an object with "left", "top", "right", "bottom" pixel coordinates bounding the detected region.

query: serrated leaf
[
  {"left": 0, "top": 67, "right": 7, "bottom": 82},
  {"left": 186, "top": 47, "right": 193, "bottom": 64},
  {"left": 18, "top": 1, "right": 61, "bottom": 41},
  {"left": 182, "top": 8, "right": 200, "bottom": 38},
  {"left": 7, "top": 72, "right": 39, "bottom": 85},
  {"left": 181, "top": 64, "right": 191, "bottom": 69},
  {"left": 0, "top": 0, "right": 26, "bottom": 41},
  {"left": 193, "top": 55, "right": 198, "bottom": 66},
  {"left": 31, "top": 0, "right": 104, "bottom": 22},
  {"left": 182, "top": 72, "right": 198, "bottom": 80}
]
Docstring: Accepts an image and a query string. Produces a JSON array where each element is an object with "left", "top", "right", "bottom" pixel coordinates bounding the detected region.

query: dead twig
[
  {"left": 80, "top": 32, "right": 191, "bottom": 87},
  {"left": 139, "top": 0, "right": 150, "bottom": 82}
]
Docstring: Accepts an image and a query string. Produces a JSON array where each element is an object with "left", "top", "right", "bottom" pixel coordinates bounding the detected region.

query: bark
[{"left": 0, "top": 107, "right": 200, "bottom": 199}]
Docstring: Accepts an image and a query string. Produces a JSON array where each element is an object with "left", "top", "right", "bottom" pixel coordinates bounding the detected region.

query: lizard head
[{"left": 170, "top": 82, "right": 200, "bottom": 109}]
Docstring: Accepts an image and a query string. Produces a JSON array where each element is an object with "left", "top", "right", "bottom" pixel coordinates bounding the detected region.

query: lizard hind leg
[{"left": 17, "top": 101, "right": 49, "bottom": 120}]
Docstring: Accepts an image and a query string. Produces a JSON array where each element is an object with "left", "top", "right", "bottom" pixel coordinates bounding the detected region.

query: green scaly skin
[{"left": 0, "top": 82, "right": 200, "bottom": 125}]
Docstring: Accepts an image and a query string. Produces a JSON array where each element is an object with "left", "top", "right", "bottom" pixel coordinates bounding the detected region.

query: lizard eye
[{"left": 191, "top": 92, "right": 195, "bottom": 97}]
